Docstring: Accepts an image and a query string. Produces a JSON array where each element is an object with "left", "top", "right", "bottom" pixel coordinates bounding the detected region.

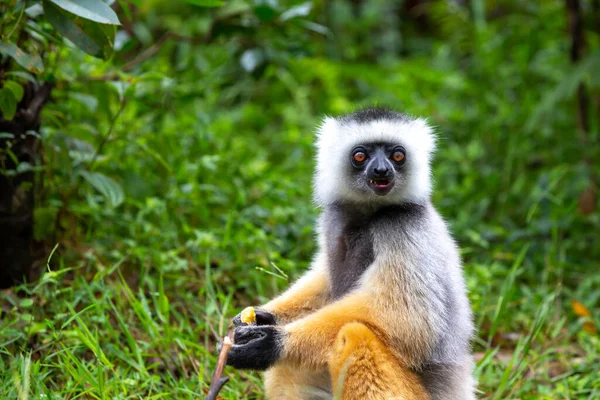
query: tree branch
[
  {"left": 121, "top": 30, "right": 214, "bottom": 72},
  {"left": 19, "top": 82, "right": 54, "bottom": 127}
]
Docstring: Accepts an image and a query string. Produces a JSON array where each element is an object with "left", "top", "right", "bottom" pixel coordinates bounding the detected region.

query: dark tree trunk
[
  {"left": 565, "top": 0, "right": 590, "bottom": 135},
  {"left": 592, "top": 0, "right": 600, "bottom": 129},
  {"left": 402, "top": 0, "right": 431, "bottom": 32},
  {"left": 0, "top": 82, "right": 53, "bottom": 288}
]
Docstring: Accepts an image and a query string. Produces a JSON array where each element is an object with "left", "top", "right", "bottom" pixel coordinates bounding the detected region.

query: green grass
[
  {"left": 1, "top": 0, "right": 600, "bottom": 398},
  {"left": 2, "top": 238, "right": 598, "bottom": 400}
]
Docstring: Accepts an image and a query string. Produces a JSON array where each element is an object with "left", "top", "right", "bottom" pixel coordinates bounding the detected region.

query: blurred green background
[{"left": 0, "top": 0, "right": 599, "bottom": 398}]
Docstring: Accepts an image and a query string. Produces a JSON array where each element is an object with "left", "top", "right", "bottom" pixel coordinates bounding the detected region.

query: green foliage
[
  {"left": 0, "top": 41, "right": 44, "bottom": 73},
  {"left": 0, "top": 0, "right": 123, "bottom": 123},
  {"left": 42, "top": 0, "right": 117, "bottom": 58},
  {"left": 1, "top": 0, "right": 600, "bottom": 399},
  {"left": 46, "top": 0, "right": 121, "bottom": 25},
  {"left": 0, "top": 88, "right": 18, "bottom": 120},
  {"left": 79, "top": 171, "right": 125, "bottom": 208}
]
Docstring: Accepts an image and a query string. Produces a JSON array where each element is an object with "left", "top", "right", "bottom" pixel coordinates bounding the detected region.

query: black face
[{"left": 350, "top": 143, "right": 406, "bottom": 196}]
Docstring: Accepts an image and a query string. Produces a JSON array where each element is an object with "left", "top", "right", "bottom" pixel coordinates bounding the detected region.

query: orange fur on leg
[
  {"left": 264, "top": 364, "right": 331, "bottom": 400},
  {"left": 329, "top": 322, "right": 431, "bottom": 400},
  {"left": 283, "top": 294, "right": 382, "bottom": 370}
]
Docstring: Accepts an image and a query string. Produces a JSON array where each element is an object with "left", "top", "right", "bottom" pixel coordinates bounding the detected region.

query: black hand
[
  {"left": 226, "top": 325, "right": 283, "bottom": 370},
  {"left": 232, "top": 308, "right": 277, "bottom": 327}
]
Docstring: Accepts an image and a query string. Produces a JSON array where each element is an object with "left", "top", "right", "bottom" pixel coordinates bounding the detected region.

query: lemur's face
[
  {"left": 314, "top": 111, "right": 434, "bottom": 206},
  {"left": 348, "top": 142, "right": 407, "bottom": 197}
]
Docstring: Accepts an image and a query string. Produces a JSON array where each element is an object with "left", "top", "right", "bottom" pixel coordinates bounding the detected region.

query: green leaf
[
  {"left": 185, "top": 0, "right": 224, "bottom": 7},
  {"left": 48, "top": 0, "right": 121, "bottom": 25},
  {"left": 43, "top": 0, "right": 115, "bottom": 59},
  {"left": 0, "top": 88, "right": 18, "bottom": 121},
  {"left": 6, "top": 71, "right": 38, "bottom": 84},
  {"left": 254, "top": 5, "right": 277, "bottom": 22},
  {"left": 80, "top": 171, "right": 124, "bottom": 207},
  {"left": 20, "top": 299, "right": 34, "bottom": 308},
  {"left": 20, "top": 313, "right": 34, "bottom": 323},
  {"left": 280, "top": 2, "right": 312, "bottom": 21},
  {"left": 300, "top": 21, "right": 329, "bottom": 35},
  {"left": 0, "top": 41, "right": 44, "bottom": 73},
  {"left": 4, "top": 81, "right": 24, "bottom": 102},
  {"left": 70, "top": 92, "right": 99, "bottom": 112}
]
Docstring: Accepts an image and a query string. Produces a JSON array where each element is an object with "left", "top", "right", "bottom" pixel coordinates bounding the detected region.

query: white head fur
[{"left": 313, "top": 109, "right": 436, "bottom": 206}]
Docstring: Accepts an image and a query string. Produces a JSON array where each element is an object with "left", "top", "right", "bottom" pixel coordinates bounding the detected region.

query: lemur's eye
[
  {"left": 392, "top": 148, "right": 406, "bottom": 164},
  {"left": 353, "top": 151, "right": 366, "bottom": 163},
  {"left": 350, "top": 147, "right": 368, "bottom": 167}
]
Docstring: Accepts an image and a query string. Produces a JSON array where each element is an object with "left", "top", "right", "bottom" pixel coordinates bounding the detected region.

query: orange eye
[
  {"left": 392, "top": 150, "right": 405, "bottom": 163},
  {"left": 353, "top": 151, "right": 366, "bottom": 163}
]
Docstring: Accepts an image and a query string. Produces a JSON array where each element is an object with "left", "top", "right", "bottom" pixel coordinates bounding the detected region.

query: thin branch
[
  {"left": 6, "top": 1, "right": 26, "bottom": 40},
  {"left": 121, "top": 31, "right": 211, "bottom": 72},
  {"left": 206, "top": 329, "right": 235, "bottom": 400},
  {"left": 121, "top": 33, "right": 173, "bottom": 72},
  {"left": 118, "top": 6, "right": 232, "bottom": 72},
  {"left": 86, "top": 99, "right": 127, "bottom": 171}
]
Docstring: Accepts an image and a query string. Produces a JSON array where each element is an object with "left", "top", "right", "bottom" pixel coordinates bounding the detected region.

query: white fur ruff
[{"left": 314, "top": 116, "right": 437, "bottom": 206}]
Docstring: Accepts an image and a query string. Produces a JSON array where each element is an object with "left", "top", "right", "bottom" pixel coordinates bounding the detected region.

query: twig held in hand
[{"left": 206, "top": 329, "right": 234, "bottom": 400}]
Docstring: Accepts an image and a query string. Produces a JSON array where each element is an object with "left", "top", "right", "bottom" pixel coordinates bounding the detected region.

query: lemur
[{"left": 226, "top": 108, "right": 476, "bottom": 400}]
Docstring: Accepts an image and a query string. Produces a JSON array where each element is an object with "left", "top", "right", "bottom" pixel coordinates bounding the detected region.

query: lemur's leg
[
  {"left": 265, "top": 364, "right": 331, "bottom": 400},
  {"left": 329, "top": 322, "right": 430, "bottom": 400}
]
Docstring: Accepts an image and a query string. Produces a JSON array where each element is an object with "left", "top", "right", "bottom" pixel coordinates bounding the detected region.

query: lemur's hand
[
  {"left": 232, "top": 308, "right": 277, "bottom": 327},
  {"left": 226, "top": 325, "right": 283, "bottom": 370}
]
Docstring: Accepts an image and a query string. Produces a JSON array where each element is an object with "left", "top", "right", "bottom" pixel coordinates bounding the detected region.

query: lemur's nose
[{"left": 374, "top": 166, "right": 390, "bottom": 177}]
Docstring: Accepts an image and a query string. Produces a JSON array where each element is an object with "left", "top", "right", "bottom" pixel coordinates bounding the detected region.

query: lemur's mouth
[
  {"left": 368, "top": 178, "right": 394, "bottom": 195},
  {"left": 369, "top": 179, "right": 391, "bottom": 189}
]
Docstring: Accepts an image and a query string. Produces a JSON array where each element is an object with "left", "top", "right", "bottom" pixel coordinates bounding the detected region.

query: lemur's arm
[
  {"left": 261, "top": 256, "right": 330, "bottom": 324},
  {"left": 227, "top": 290, "right": 433, "bottom": 371},
  {"left": 233, "top": 251, "right": 330, "bottom": 326}
]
